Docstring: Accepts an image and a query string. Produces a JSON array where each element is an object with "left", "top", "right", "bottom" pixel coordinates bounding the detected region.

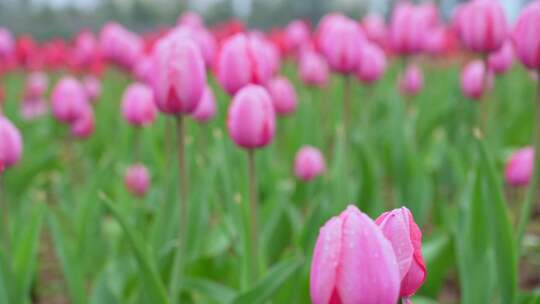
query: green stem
[
  {"left": 480, "top": 56, "right": 490, "bottom": 134},
  {"left": 247, "top": 149, "right": 259, "bottom": 281},
  {"left": 343, "top": 76, "right": 351, "bottom": 147},
  {"left": 0, "top": 176, "right": 9, "bottom": 255},
  {"left": 516, "top": 70, "right": 540, "bottom": 253}
]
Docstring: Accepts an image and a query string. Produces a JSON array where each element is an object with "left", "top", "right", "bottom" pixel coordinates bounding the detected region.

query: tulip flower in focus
[
  {"left": 267, "top": 76, "right": 297, "bottom": 116},
  {"left": 376, "top": 207, "right": 427, "bottom": 299},
  {"left": 0, "top": 116, "right": 23, "bottom": 169},
  {"left": 505, "top": 147, "right": 534, "bottom": 187},
  {"left": 294, "top": 146, "right": 325, "bottom": 182},
  {"left": 124, "top": 163, "right": 150, "bottom": 198},
  {"left": 310, "top": 205, "right": 400, "bottom": 304},
  {"left": 399, "top": 64, "right": 423, "bottom": 97},
  {"left": 461, "top": 60, "right": 492, "bottom": 101},
  {"left": 192, "top": 86, "right": 216, "bottom": 123}
]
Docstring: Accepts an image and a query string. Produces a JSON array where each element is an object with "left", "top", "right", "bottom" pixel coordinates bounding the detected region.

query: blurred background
[{"left": 0, "top": 0, "right": 532, "bottom": 40}]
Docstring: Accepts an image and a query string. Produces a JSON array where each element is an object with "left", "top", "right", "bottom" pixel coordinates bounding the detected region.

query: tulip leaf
[{"left": 183, "top": 277, "right": 236, "bottom": 303}]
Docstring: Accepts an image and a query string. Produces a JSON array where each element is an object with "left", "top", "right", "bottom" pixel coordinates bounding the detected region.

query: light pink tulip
[
  {"left": 217, "top": 33, "right": 273, "bottom": 95},
  {"left": 83, "top": 75, "right": 101, "bottom": 103},
  {"left": 505, "top": 147, "right": 534, "bottom": 187},
  {"left": 399, "top": 64, "right": 423, "bottom": 96},
  {"left": 151, "top": 32, "right": 206, "bottom": 115},
  {"left": 25, "top": 72, "right": 48, "bottom": 99},
  {"left": 0, "top": 116, "right": 23, "bottom": 168},
  {"left": 51, "top": 77, "right": 89, "bottom": 124},
  {"left": 267, "top": 76, "right": 297, "bottom": 116},
  {"left": 389, "top": 2, "right": 438, "bottom": 55},
  {"left": 461, "top": 60, "right": 492, "bottom": 100},
  {"left": 457, "top": 0, "right": 507, "bottom": 54},
  {"left": 356, "top": 43, "right": 386, "bottom": 85},
  {"left": 177, "top": 11, "right": 204, "bottom": 29},
  {"left": 227, "top": 85, "right": 275, "bottom": 149},
  {"left": 362, "top": 14, "right": 387, "bottom": 47},
  {"left": 294, "top": 146, "right": 325, "bottom": 182},
  {"left": 99, "top": 22, "right": 143, "bottom": 69},
  {"left": 513, "top": 1, "right": 540, "bottom": 69},
  {"left": 310, "top": 205, "right": 400, "bottom": 304},
  {"left": 168, "top": 26, "right": 217, "bottom": 68},
  {"left": 72, "top": 31, "right": 98, "bottom": 67},
  {"left": 376, "top": 207, "right": 426, "bottom": 298},
  {"left": 192, "top": 86, "right": 217, "bottom": 123},
  {"left": 298, "top": 51, "right": 329, "bottom": 87},
  {"left": 488, "top": 41, "right": 514, "bottom": 75},
  {"left": 122, "top": 83, "right": 157, "bottom": 127},
  {"left": 0, "top": 28, "right": 14, "bottom": 59},
  {"left": 70, "top": 107, "right": 94, "bottom": 139},
  {"left": 21, "top": 99, "right": 47, "bottom": 120},
  {"left": 133, "top": 55, "right": 153, "bottom": 84},
  {"left": 284, "top": 20, "right": 311, "bottom": 55},
  {"left": 125, "top": 163, "right": 150, "bottom": 197}
]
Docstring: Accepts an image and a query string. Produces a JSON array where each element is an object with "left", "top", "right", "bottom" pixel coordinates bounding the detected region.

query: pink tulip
[
  {"left": 356, "top": 43, "right": 386, "bottom": 85},
  {"left": 70, "top": 107, "right": 94, "bottom": 139},
  {"left": 317, "top": 14, "right": 365, "bottom": 74},
  {"left": 51, "top": 77, "right": 89, "bottom": 124},
  {"left": 100, "top": 22, "right": 143, "bottom": 69},
  {"left": 168, "top": 26, "right": 217, "bottom": 68},
  {"left": 362, "top": 14, "right": 387, "bottom": 47},
  {"left": 227, "top": 85, "right": 275, "bottom": 149},
  {"left": 133, "top": 55, "right": 153, "bottom": 84},
  {"left": 376, "top": 207, "right": 427, "bottom": 298},
  {"left": 72, "top": 30, "right": 98, "bottom": 67},
  {"left": 505, "top": 147, "right": 534, "bottom": 187},
  {"left": 461, "top": 60, "right": 492, "bottom": 100},
  {"left": 310, "top": 205, "right": 400, "bottom": 304},
  {"left": 0, "top": 28, "right": 14, "bottom": 59},
  {"left": 389, "top": 2, "right": 438, "bottom": 55},
  {"left": 488, "top": 41, "right": 514, "bottom": 75},
  {"left": 513, "top": 1, "right": 540, "bottom": 69},
  {"left": 298, "top": 50, "right": 329, "bottom": 87},
  {"left": 21, "top": 99, "right": 47, "bottom": 121},
  {"left": 83, "top": 75, "right": 101, "bottom": 103},
  {"left": 294, "top": 146, "right": 325, "bottom": 182},
  {"left": 284, "top": 20, "right": 311, "bottom": 55},
  {"left": 25, "top": 71, "right": 48, "bottom": 99},
  {"left": 177, "top": 11, "right": 204, "bottom": 29},
  {"left": 399, "top": 64, "right": 423, "bottom": 96},
  {"left": 267, "top": 76, "right": 297, "bottom": 116},
  {"left": 0, "top": 116, "right": 23, "bottom": 168},
  {"left": 192, "top": 86, "right": 217, "bottom": 123},
  {"left": 217, "top": 33, "right": 273, "bottom": 95},
  {"left": 457, "top": 0, "right": 507, "bottom": 54},
  {"left": 121, "top": 83, "right": 157, "bottom": 127},
  {"left": 124, "top": 163, "right": 150, "bottom": 197},
  {"left": 151, "top": 32, "right": 206, "bottom": 115}
]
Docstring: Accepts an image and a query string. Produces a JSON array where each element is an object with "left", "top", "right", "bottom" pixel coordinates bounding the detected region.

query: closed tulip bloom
[
  {"left": 70, "top": 107, "right": 94, "bottom": 139},
  {"left": 124, "top": 163, "right": 150, "bottom": 197},
  {"left": 217, "top": 33, "right": 273, "bottom": 95},
  {"left": 121, "top": 83, "right": 157, "bottom": 127},
  {"left": 505, "top": 147, "right": 534, "bottom": 187},
  {"left": 83, "top": 75, "right": 101, "bottom": 103},
  {"left": 389, "top": 2, "right": 437, "bottom": 55},
  {"left": 294, "top": 146, "right": 325, "bottom": 182},
  {"left": 362, "top": 14, "right": 387, "bottom": 47},
  {"left": 317, "top": 15, "right": 365, "bottom": 74},
  {"left": 299, "top": 51, "right": 329, "bottom": 87},
  {"left": 513, "top": 1, "right": 540, "bottom": 69},
  {"left": 51, "top": 77, "right": 89, "bottom": 124},
  {"left": 0, "top": 28, "right": 14, "bottom": 58},
  {"left": 177, "top": 11, "right": 204, "bottom": 29},
  {"left": 151, "top": 33, "right": 206, "bottom": 115},
  {"left": 168, "top": 26, "right": 217, "bottom": 68},
  {"left": 25, "top": 71, "right": 48, "bottom": 99},
  {"left": 133, "top": 55, "right": 153, "bottom": 84},
  {"left": 399, "top": 64, "right": 423, "bottom": 96},
  {"left": 192, "top": 86, "right": 216, "bottom": 123},
  {"left": 488, "top": 41, "right": 514, "bottom": 75},
  {"left": 0, "top": 116, "right": 23, "bottom": 168},
  {"left": 458, "top": 0, "right": 507, "bottom": 54},
  {"left": 356, "top": 43, "right": 386, "bottom": 85},
  {"left": 267, "top": 76, "right": 297, "bottom": 116},
  {"left": 461, "top": 60, "right": 492, "bottom": 100},
  {"left": 284, "top": 20, "right": 311, "bottom": 55},
  {"left": 227, "top": 85, "right": 275, "bottom": 149},
  {"left": 310, "top": 205, "right": 400, "bottom": 304},
  {"left": 376, "top": 207, "right": 426, "bottom": 298}
]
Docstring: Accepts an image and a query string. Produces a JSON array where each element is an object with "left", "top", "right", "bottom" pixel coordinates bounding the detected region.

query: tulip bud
[
  {"left": 192, "top": 86, "right": 217, "bottom": 123},
  {"left": 356, "top": 43, "right": 386, "bottom": 85},
  {"left": 298, "top": 51, "right": 329, "bottom": 87},
  {"left": 70, "top": 107, "right": 94, "bottom": 139},
  {"left": 310, "top": 205, "right": 400, "bottom": 304},
  {"left": 121, "top": 83, "right": 157, "bottom": 127},
  {"left": 124, "top": 163, "right": 150, "bottom": 197},
  {"left": 461, "top": 60, "right": 493, "bottom": 100},
  {"left": 488, "top": 41, "right": 513, "bottom": 75},
  {"left": 267, "top": 76, "right": 297, "bottom": 116},
  {"left": 376, "top": 207, "right": 427, "bottom": 298},
  {"left": 0, "top": 116, "right": 23, "bottom": 168},
  {"left": 227, "top": 85, "right": 275, "bottom": 149},
  {"left": 399, "top": 64, "right": 423, "bottom": 96},
  {"left": 513, "top": 1, "right": 540, "bottom": 69},
  {"left": 505, "top": 147, "right": 534, "bottom": 187},
  {"left": 294, "top": 146, "right": 325, "bottom": 182},
  {"left": 51, "top": 77, "right": 89, "bottom": 124},
  {"left": 151, "top": 33, "right": 206, "bottom": 115}
]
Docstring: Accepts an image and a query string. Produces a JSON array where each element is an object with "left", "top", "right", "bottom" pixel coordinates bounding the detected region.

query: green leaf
[
  {"left": 99, "top": 192, "right": 169, "bottom": 304},
  {"left": 230, "top": 256, "right": 303, "bottom": 304},
  {"left": 183, "top": 277, "right": 236, "bottom": 303}
]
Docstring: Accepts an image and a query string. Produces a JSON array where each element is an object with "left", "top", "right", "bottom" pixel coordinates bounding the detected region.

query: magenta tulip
[
  {"left": 310, "top": 205, "right": 400, "bottom": 304},
  {"left": 399, "top": 64, "right": 423, "bottom": 97},
  {"left": 51, "top": 77, "right": 89, "bottom": 124},
  {"left": 461, "top": 60, "right": 492, "bottom": 100},
  {"left": 488, "top": 41, "right": 514, "bottom": 75},
  {"left": 151, "top": 32, "right": 206, "bottom": 115},
  {"left": 284, "top": 20, "right": 311, "bottom": 56},
  {"left": 356, "top": 43, "right": 386, "bottom": 85},
  {"left": 267, "top": 76, "right": 297, "bottom": 116},
  {"left": 83, "top": 75, "right": 101, "bottom": 103},
  {"left": 70, "top": 107, "right": 94, "bottom": 139},
  {"left": 362, "top": 14, "right": 387, "bottom": 47},
  {"left": 513, "top": 1, "right": 540, "bottom": 69},
  {"left": 505, "top": 147, "right": 534, "bottom": 187},
  {"left": 227, "top": 85, "right": 275, "bottom": 150},
  {"left": 0, "top": 28, "right": 14, "bottom": 59},
  {"left": 294, "top": 146, "right": 325, "bottom": 182},
  {"left": 121, "top": 83, "right": 157, "bottom": 127},
  {"left": 99, "top": 22, "right": 143, "bottom": 70},
  {"left": 133, "top": 55, "right": 153, "bottom": 84},
  {"left": 125, "top": 163, "right": 150, "bottom": 197},
  {"left": 0, "top": 116, "right": 22, "bottom": 168},
  {"left": 298, "top": 51, "right": 329, "bottom": 87},
  {"left": 376, "top": 207, "right": 427, "bottom": 298},
  {"left": 389, "top": 2, "right": 438, "bottom": 55},
  {"left": 192, "top": 86, "right": 217, "bottom": 123},
  {"left": 217, "top": 33, "right": 273, "bottom": 95},
  {"left": 457, "top": 0, "right": 507, "bottom": 54},
  {"left": 168, "top": 26, "right": 217, "bottom": 68}
]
